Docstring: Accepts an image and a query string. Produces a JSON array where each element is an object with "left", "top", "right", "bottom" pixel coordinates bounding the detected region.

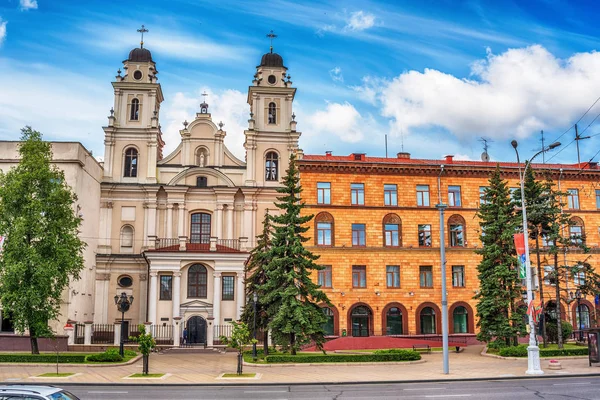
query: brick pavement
[{"left": 1, "top": 346, "right": 599, "bottom": 385}]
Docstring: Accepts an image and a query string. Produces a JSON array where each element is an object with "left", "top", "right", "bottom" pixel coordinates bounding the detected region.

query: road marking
[
  {"left": 244, "top": 390, "right": 288, "bottom": 393},
  {"left": 424, "top": 395, "right": 471, "bottom": 398},
  {"left": 405, "top": 387, "right": 446, "bottom": 391},
  {"left": 553, "top": 382, "right": 590, "bottom": 386},
  {"left": 87, "top": 391, "right": 129, "bottom": 394}
]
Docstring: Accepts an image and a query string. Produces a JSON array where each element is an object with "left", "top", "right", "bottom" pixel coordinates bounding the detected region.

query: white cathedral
[{"left": 0, "top": 40, "right": 301, "bottom": 346}]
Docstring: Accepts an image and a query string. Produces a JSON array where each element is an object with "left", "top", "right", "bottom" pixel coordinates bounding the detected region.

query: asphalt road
[{"left": 55, "top": 376, "right": 600, "bottom": 399}]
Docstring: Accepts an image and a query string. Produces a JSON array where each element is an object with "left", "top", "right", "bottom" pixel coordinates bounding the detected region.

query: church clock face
[
  {"left": 133, "top": 70, "right": 143, "bottom": 80},
  {"left": 267, "top": 74, "right": 277, "bottom": 85}
]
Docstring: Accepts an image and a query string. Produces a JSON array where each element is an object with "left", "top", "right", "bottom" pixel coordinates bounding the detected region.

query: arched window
[
  {"left": 453, "top": 306, "right": 468, "bottom": 333},
  {"left": 383, "top": 214, "right": 401, "bottom": 247},
  {"left": 420, "top": 307, "right": 436, "bottom": 334},
  {"left": 322, "top": 307, "right": 334, "bottom": 336},
  {"left": 130, "top": 98, "right": 140, "bottom": 121},
  {"left": 124, "top": 148, "right": 138, "bottom": 177},
  {"left": 188, "top": 264, "right": 207, "bottom": 298},
  {"left": 265, "top": 151, "right": 279, "bottom": 181},
  {"left": 448, "top": 215, "right": 466, "bottom": 247},
  {"left": 569, "top": 217, "right": 585, "bottom": 246},
  {"left": 190, "top": 213, "right": 211, "bottom": 244},
  {"left": 315, "top": 212, "right": 334, "bottom": 246},
  {"left": 120, "top": 225, "right": 134, "bottom": 249},
  {"left": 386, "top": 307, "right": 403, "bottom": 335},
  {"left": 576, "top": 304, "right": 591, "bottom": 330},
  {"left": 268, "top": 102, "right": 277, "bottom": 124},
  {"left": 196, "top": 176, "right": 208, "bottom": 188}
]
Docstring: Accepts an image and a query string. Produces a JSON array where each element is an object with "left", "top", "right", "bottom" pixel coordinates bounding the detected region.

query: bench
[{"left": 412, "top": 344, "right": 431, "bottom": 353}]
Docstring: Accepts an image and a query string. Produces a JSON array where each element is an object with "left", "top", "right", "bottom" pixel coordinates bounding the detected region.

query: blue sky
[{"left": 1, "top": 0, "right": 600, "bottom": 164}]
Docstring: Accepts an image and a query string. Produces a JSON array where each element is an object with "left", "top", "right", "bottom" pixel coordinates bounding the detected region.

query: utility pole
[{"left": 575, "top": 124, "right": 591, "bottom": 165}]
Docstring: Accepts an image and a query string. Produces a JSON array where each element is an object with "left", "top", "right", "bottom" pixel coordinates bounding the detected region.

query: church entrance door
[{"left": 186, "top": 316, "right": 207, "bottom": 345}]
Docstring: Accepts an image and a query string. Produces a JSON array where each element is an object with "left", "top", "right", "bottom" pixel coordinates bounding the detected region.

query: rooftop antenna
[
  {"left": 479, "top": 137, "right": 492, "bottom": 162},
  {"left": 540, "top": 130, "right": 545, "bottom": 163},
  {"left": 575, "top": 123, "right": 591, "bottom": 165},
  {"left": 137, "top": 25, "right": 149, "bottom": 49},
  {"left": 266, "top": 30, "right": 277, "bottom": 53}
]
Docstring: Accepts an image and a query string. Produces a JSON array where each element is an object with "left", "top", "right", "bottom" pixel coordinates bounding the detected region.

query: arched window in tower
[
  {"left": 265, "top": 151, "right": 279, "bottom": 181},
  {"left": 130, "top": 98, "right": 140, "bottom": 121},
  {"left": 268, "top": 102, "right": 277, "bottom": 124},
  {"left": 123, "top": 148, "right": 138, "bottom": 178}
]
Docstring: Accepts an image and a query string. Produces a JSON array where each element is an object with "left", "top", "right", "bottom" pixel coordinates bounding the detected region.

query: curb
[{"left": 243, "top": 359, "right": 426, "bottom": 367}]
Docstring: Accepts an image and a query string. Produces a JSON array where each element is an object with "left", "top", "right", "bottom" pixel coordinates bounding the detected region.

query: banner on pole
[
  {"left": 513, "top": 233, "right": 526, "bottom": 279},
  {"left": 527, "top": 300, "right": 543, "bottom": 324}
]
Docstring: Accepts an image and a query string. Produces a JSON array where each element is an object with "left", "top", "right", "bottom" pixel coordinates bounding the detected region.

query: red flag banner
[{"left": 513, "top": 233, "right": 525, "bottom": 256}]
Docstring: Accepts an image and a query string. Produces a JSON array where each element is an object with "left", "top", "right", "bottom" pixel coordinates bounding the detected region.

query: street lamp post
[
  {"left": 436, "top": 203, "right": 449, "bottom": 375},
  {"left": 511, "top": 140, "right": 560, "bottom": 375},
  {"left": 252, "top": 292, "right": 258, "bottom": 360},
  {"left": 114, "top": 292, "right": 134, "bottom": 357}
]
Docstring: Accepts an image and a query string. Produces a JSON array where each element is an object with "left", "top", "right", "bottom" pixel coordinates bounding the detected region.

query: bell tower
[
  {"left": 102, "top": 25, "right": 164, "bottom": 183},
  {"left": 244, "top": 31, "right": 300, "bottom": 186}
]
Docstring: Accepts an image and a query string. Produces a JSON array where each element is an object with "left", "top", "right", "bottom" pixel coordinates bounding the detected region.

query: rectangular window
[
  {"left": 479, "top": 187, "right": 488, "bottom": 205},
  {"left": 568, "top": 189, "right": 580, "bottom": 209},
  {"left": 448, "top": 186, "right": 462, "bottom": 207},
  {"left": 352, "top": 265, "right": 367, "bottom": 288},
  {"left": 386, "top": 266, "right": 400, "bottom": 288},
  {"left": 318, "top": 266, "right": 332, "bottom": 288},
  {"left": 351, "top": 183, "right": 365, "bottom": 205},
  {"left": 159, "top": 275, "right": 172, "bottom": 300},
  {"left": 222, "top": 276, "right": 234, "bottom": 301},
  {"left": 384, "top": 184, "right": 398, "bottom": 206},
  {"left": 416, "top": 185, "right": 430, "bottom": 207},
  {"left": 452, "top": 266, "right": 465, "bottom": 287},
  {"left": 574, "top": 270, "right": 585, "bottom": 286},
  {"left": 420, "top": 266, "right": 433, "bottom": 288},
  {"left": 384, "top": 224, "right": 399, "bottom": 247},
  {"left": 317, "top": 182, "right": 331, "bottom": 204},
  {"left": 418, "top": 224, "right": 432, "bottom": 247},
  {"left": 352, "top": 223, "right": 366, "bottom": 246},
  {"left": 570, "top": 225, "right": 583, "bottom": 246},
  {"left": 317, "top": 222, "right": 332, "bottom": 245},
  {"left": 450, "top": 224, "right": 464, "bottom": 247},
  {"left": 543, "top": 265, "right": 555, "bottom": 286},
  {"left": 596, "top": 190, "right": 600, "bottom": 209}
]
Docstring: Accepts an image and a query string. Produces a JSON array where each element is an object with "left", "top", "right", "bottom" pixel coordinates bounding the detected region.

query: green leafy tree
[
  {"left": 220, "top": 321, "right": 256, "bottom": 375},
  {"left": 241, "top": 209, "right": 273, "bottom": 355},
  {"left": 0, "top": 127, "right": 85, "bottom": 354},
  {"left": 260, "top": 154, "right": 331, "bottom": 355},
  {"left": 475, "top": 166, "right": 524, "bottom": 346},
  {"left": 130, "top": 324, "right": 156, "bottom": 375}
]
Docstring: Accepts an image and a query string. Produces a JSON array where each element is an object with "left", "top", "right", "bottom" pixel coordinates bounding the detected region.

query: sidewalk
[{"left": 1, "top": 346, "right": 599, "bottom": 385}]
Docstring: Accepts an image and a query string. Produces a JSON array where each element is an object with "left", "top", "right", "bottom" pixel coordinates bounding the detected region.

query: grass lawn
[
  {"left": 222, "top": 373, "right": 256, "bottom": 378},
  {"left": 38, "top": 372, "right": 75, "bottom": 377},
  {"left": 128, "top": 373, "right": 165, "bottom": 378}
]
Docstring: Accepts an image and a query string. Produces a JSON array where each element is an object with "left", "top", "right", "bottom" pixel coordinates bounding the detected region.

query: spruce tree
[
  {"left": 260, "top": 154, "right": 331, "bottom": 355},
  {"left": 475, "top": 166, "right": 523, "bottom": 345},
  {"left": 241, "top": 209, "right": 273, "bottom": 355},
  {"left": 0, "top": 127, "right": 85, "bottom": 354}
]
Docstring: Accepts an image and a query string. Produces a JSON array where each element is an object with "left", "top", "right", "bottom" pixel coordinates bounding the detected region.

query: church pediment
[{"left": 180, "top": 299, "right": 213, "bottom": 308}]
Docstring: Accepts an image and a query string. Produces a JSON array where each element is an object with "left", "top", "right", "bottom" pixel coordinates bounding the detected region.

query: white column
[
  {"left": 84, "top": 322, "right": 93, "bottom": 345},
  {"left": 172, "top": 272, "right": 181, "bottom": 320},
  {"left": 215, "top": 204, "right": 224, "bottom": 239},
  {"left": 212, "top": 272, "right": 221, "bottom": 326},
  {"left": 166, "top": 204, "right": 174, "bottom": 238},
  {"left": 236, "top": 271, "right": 245, "bottom": 320},
  {"left": 243, "top": 202, "right": 253, "bottom": 246},
  {"left": 148, "top": 271, "right": 158, "bottom": 324},
  {"left": 226, "top": 205, "right": 234, "bottom": 240},
  {"left": 177, "top": 205, "right": 186, "bottom": 237}
]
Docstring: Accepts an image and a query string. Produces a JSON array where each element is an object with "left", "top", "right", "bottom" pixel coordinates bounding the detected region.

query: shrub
[
  {"left": 373, "top": 349, "right": 420, "bottom": 357},
  {"left": 499, "top": 345, "right": 528, "bottom": 357},
  {"left": 498, "top": 344, "right": 588, "bottom": 357},
  {"left": 86, "top": 351, "right": 123, "bottom": 362},
  {"left": 0, "top": 354, "right": 87, "bottom": 363},
  {"left": 265, "top": 352, "right": 421, "bottom": 363},
  {"left": 546, "top": 321, "right": 573, "bottom": 343}
]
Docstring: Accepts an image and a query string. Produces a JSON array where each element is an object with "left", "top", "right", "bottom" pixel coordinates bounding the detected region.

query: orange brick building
[{"left": 297, "top": 151, "right": 600, "bottom": 339}]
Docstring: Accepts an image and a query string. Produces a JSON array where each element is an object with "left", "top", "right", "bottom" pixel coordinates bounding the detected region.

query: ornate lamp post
[
  {"left": 511, "top": 140, "right": 560, "bottom": 375},
  {"left": 252, "top": 292, "right": 258, "bottom": 360},
  {"left": 114, "top": 292, "right": 134, "bottom": 357}
]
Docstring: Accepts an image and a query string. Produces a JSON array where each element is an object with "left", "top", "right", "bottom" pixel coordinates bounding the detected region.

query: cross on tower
[
  {"left": 266, "top": 30, "right": 277, "bottom": 53},
  {"left": 137, "top": 25, "right": 149, "bottom": 48},
  {"left": 201, "top": 91, "right": 208, "bottom": 103}
]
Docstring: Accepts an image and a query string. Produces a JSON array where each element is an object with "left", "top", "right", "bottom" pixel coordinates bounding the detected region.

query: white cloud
[
  {"left": 161, "top": 88, "right": 249, "bottom": 159},
  {"left": 307, "top": 102, "right": 376, "bottom": 143},
  {"left": 372, "top": 45, "right": 600, "bottom": 141},
  {"left": 329, "top": 67, "right": 344, "bottom": 83},
  {"left": 19, "top": 0, "right": 38, "bottom": 11},
  {"left": 0, "top": 20, "right": 6, "bottom": 45},
  {"left": 345, "top": 11, "right": 376, "bottom": 31}
]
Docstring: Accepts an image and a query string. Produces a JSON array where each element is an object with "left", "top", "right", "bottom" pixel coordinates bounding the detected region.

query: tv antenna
[{"left": 479, "top": 137, "right": 492, "bottom": 162}]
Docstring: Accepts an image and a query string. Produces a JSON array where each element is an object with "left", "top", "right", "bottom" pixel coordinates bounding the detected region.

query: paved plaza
[{"left": 0, "top": 346, "right": 599, "bottom": 385}]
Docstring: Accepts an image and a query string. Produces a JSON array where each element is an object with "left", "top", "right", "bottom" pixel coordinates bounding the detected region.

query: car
[{"left": 0, "top": 385, "right": 80, "bottom": 400}]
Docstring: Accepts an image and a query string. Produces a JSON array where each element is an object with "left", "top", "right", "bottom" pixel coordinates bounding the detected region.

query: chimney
[
  {"left": 445, "top": 155, "right": 454, "bottom": 163},
  {"left": 396, "top": 152, "right": 411, "bottom": 159},
  {"left": 325, "top": 151, "right": 332, "bottom": 159}
]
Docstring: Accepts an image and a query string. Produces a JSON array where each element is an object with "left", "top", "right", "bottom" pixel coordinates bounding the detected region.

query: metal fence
[
  {"left": 91, "top": 324, "right": 114, "bottom": 344},
  {"left": 74, "top": 323, "right": 85, "bottom": 344},
  {"left": 152, "top": 324, "right": 174, "bottom": 345},
  {"left": 213, "top": 324, "right": 232, "bottom": 345}
]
